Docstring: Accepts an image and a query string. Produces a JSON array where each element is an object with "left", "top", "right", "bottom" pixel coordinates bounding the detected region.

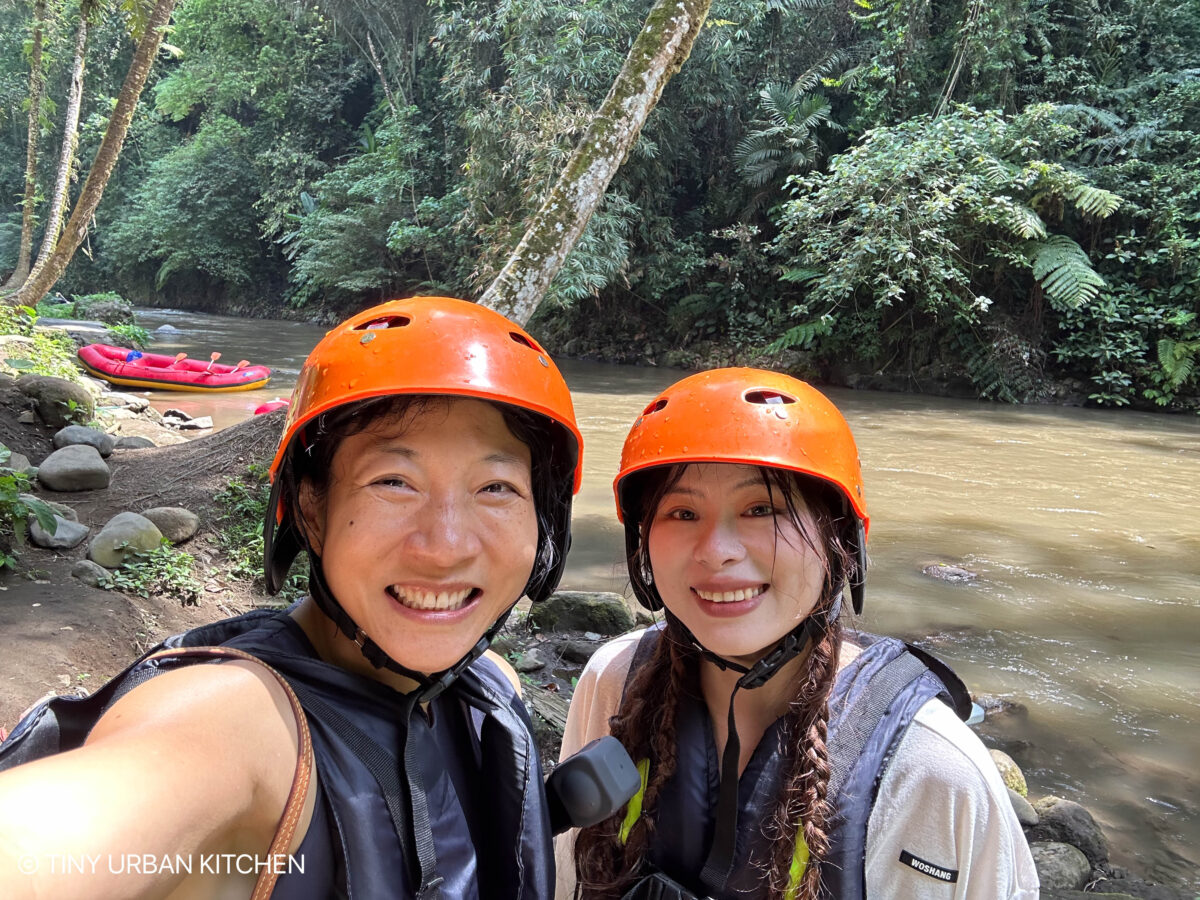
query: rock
[
  {"left": 88, "top": 512, "right": 163, "bottom": 568},
  {"left": 990, "top": 748, "right": 1028, "bottom": 796},
  {"left": 5, "top": 450, "right": 35, "bottom": 475},
  {"left": 53, "top": 424, "right": 116, "bottom": 457},
  {"left": 139, "top": 506, "right": 200, "bottom": 543},
  {"left": 162, "top": 408, "right": 192, "bottom": 421},
  {"left": 17, "top": 375, "right": 94, "bottom": 427},
  {"left": 490, "top": 636, "right": 517, "bottom": 658},
  {"left": 17, "top": 410, "right": 36, "bottom": 424},
  {"left": 155, "top": 323, "right": 181, "bottom": 333},
  {"left": 922, "top": 563, "right": 978, "bottom": 582},
  {"left": 513, "top": 648, "right": 548, "bottom": 673},
  {"left": 19, "top": 494, "right": 77, "bottom": 521},
  {"left": 560, "top": 640, "right": 600, "bottom": 664},
  {"left": 101, "top": 391, "right": 150, "bottom": 412},
  {"left": 115, "top": 435, "right": 156, "bottom": 450},
  {"left": 176, "top": 415, "right": 213, "bottom": 430},
  {"left": 0, "top": 372, "right": 15, "bottom": 388},
  {"left": 71, "top": 559, "right": 112, "bottom": 587},
  {"left": 528, "top": 591, "right": 636, "bottom": 635},
  {"left": 1007, "top": 787, "right": 1038, "bottom": 826},
  {"left": 75, "top": 297, "right": 133, "bottom": 325},
  {"left": 30, "top": 515, "right": 89, "bottom": 549},
  {"left": 1030, "top": 841, "right": 1092, "bottom": 891},
  {"left": 635, "top": 610, "right": 655, "bottom": 626},
  {"left": 1027, "top": 796, "right": 1109, "bottom": 870},
  {"left": 1089, "top": 873, "right": 1195, "bottom": 899},
  {"left": 36, "top": 445, "right": 112, "bottom": 491}
]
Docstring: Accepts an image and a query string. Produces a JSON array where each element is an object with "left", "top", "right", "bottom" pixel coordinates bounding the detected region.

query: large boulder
[
  {"left": 528, "top": 591, "right": 636, "bottom": 635},
  {"left": 1030, "top": 842, "right": 1092, "bottom": 892},
  {"left": 20, "top": 494, "right": 77, "bottom": 521},
  {"left": 71, "top": 559, "right": 113, "bottom": 587},
  {"left": 30, "top": 515, "right": 89, "bottom": 549},
  {"left": 114, "top": 435, "right": 156, "bottom": 450},
  {"left": 17, "top": 375, "right": 94, "bottom": 428},
  {"left": 53, "top": 424, "right": 116, "bottom": 458},
  {"left": 1007, "top": 788, "right": 1038, "bottom": 827},
  {"left": 88, "top": 512, "right": 163, "bottom": 568},
  {"left": 36, "top": 444, "right": 111, "bottom": 491},
  {"left": 73, "top": 295, "right": 133, "bottom": 325},
  {"left": 1026, "top": 796, "right": 1110, "bottom": 870},
  {"left": 139, "top": 507, "right": 200, "bottom": 544}
]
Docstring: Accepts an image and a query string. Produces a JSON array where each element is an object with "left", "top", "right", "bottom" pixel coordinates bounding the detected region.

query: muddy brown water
[{"left": 131, "top": 308, "right": 1199, "bottom": 887}]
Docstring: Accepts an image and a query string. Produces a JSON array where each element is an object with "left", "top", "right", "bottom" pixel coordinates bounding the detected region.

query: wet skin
[{"left": 297, "top": 398, "right": 538, "bottom": 687}]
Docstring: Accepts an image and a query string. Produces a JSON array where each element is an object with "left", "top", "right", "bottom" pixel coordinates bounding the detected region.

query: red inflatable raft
[{"left": 78, "top": 344, "right": 271, "bottom": 392}]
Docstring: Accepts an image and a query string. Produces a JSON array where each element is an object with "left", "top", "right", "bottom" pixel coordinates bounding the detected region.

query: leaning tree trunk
[
  {"left": 476, "top": 0, "right": 712, "bottom": 326},
  {"left": 31, "top": 13, "right": 90, "bottom": 275},
  {"left": 12, "top": 0, "right": 177, "bottom": 308},
  {"left": 3, "top": 0, "right": 47, "bottom": 291}
]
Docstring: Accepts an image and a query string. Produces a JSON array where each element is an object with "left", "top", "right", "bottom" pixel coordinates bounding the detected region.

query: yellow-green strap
[
  {"left": 618, "top": 758, "right": 651, "bottom": 844},
  {"left": 783, "top": 831, "right": 810, "bottom": 899}
]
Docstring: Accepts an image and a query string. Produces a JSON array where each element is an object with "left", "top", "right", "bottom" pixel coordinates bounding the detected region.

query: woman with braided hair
[{"left": 559, "top": 368, "right": 1037, "bottom": 900}]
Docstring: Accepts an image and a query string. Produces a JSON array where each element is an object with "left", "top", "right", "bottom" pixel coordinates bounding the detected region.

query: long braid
[{"left": 573, "top": 616, "right": 697, "bottom": 898}]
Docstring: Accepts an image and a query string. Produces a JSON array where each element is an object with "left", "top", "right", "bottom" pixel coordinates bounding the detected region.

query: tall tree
[
  {"left": 30, "top": 0, "right": 97, "bottom": 282},
  {"left": 3, "top": 0, "right": 47, "bottom": 289},
  {"left": 477, "top": 0, "right": 713, "bottom": 325},
  {"left": 10, "top": 0, "right": 177, "bottom": 307}
]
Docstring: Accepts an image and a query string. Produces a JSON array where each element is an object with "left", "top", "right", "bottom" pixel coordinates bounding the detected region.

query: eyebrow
[
  {"left": 665, "top": 475, "right": 766, "bottom": 496},
  {"left": 369, "top": 443, "right": 529, "bottom": 468}
]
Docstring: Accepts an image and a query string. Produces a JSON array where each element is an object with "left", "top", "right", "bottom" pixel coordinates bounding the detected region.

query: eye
[
  {"left": 665, "top": 507, "right": 697, "bottom": 521},
  {"left": 480, "top": 481, "right": 519, "bottom": 495},
  {"left": 374, "top": 476, "right": 411, "bottom": 489},
  {"left": 746, "top": 503, "right": 778, "bottom": 518}
]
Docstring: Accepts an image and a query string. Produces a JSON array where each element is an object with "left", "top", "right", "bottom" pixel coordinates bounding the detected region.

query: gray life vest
[
  {"left": 0, "top": 605, "right": 555, "bottom": 899},
  {"left": 624, "top": 628, "right": 970, "bottom": 899}
]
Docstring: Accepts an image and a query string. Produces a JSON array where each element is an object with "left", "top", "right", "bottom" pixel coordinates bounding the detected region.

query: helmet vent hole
[
  {"left": 508, "top": 331, "right": 544, "bottom": 353},
  {"left": 744, "top": 389, "right": 796, "bottom": 405},
  {"left": 354, "top": 315, "right": 411, "bottom": 331},
  {"left": 642, "top": 398, "right": 669, "bottom": 415}
]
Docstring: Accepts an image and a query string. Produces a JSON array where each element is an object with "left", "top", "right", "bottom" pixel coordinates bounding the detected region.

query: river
[{"left": 132, "top": 308, "right": 1200, "bottom": 888}]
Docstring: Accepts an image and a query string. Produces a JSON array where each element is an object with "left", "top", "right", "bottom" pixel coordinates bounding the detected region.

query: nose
[
  {"left": 404, "top": 492, "right": 482, "bottom": 568},
  {"left": 693, "top": 516, "right": 746, "bottom": 569}
]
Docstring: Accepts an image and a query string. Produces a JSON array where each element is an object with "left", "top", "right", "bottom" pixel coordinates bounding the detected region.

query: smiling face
[
  {"left": 646, "top": 463, "right": 830, "bottom": 664},
  {"left": 298, "top": 398, "right": 538, "bottom": 676}
]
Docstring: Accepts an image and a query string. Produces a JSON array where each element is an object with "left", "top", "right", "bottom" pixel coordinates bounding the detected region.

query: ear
[{"left": 297, "top": 478, "right": 326, "bottom": 556}]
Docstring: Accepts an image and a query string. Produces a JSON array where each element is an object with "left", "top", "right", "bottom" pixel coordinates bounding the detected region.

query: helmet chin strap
[
  {"left": 668, "top": 595, "right": 843, "bottom": 895},
  {"left": 306, "top": 557, "right": 513, "bottom": 703}
]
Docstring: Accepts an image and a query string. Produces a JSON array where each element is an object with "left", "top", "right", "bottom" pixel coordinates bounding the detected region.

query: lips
[
  {"left": 386, "top": 585, "right": 479, "bottom": 611},
  {"left": 694, "top": 584, "right": 768, "bottom": 604}
]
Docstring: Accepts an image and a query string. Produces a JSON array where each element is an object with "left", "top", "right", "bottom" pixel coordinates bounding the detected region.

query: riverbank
[{"left": 0, "top": 365, "right": 1195, "bottom": 897}]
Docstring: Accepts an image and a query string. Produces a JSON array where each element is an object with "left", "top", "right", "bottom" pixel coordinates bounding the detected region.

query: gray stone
[
  {"left": 36, "top": 445, "right": 112, "bottom": 491},
  {"left": 560, "top": 640, "right": 600, "bottom": 664},
  {"left": 1030, "top": 841, "right": 1091, "bottom": 891},
  {"left": 1027, "top": 796, "right": 1109, "bottom": 870},
  {"left": 53, "top": 424, "right": 116, "bottom": 457},
  {"left": 513, "top": 648, "right": 548, "bottom": 673},
  {"left": 176, "top": 415, "right": 213, "bottom": 430},
  {"left": 1007, "top": 787, "right": 1038, "bottom": 826},
  {"left": 17, "top": 375, "right": 94, "bottom": 427},
  {"left": 528, "top": 591, "right": 636, "bottom": 635},
  {"left": 30, "top": 515, "right": 89, "bottom": 549},
  {"left": 140, "top": 506, "right": 200, "bottom": 543},
  {"left": 19, "top": 494, "right": 77, "bottom": 521},
  {"left": 990, "top": 748, "right": 1028, "bottom": 796},
  {"left": 17, "top": 410, "right": 36, "bottom": 424},
  {"left": 100, "top": 391, "right": 149, "bottom": 412},
  {"left": 922, "top": 563, "right": 978, "bottom": 582},
  {"left": 1089, "top": 874, "right": 1195, "bottom": 899},
  {"left": 75, "top": 298, "right": 133, "bottom": 325},
  {"left": 5, "top": 451, "right": 34, "bottom": 475},
  {"left": 71, "top": 559, "right": 113, "bottom": 587},
  {"left": 155, "top": 323, "right": 181, "bottom": 333},
  {"left": 115, "top": 435, "right": 156, "bottom": 450},
  {"left": 88, "top": 512, "right": 163, "bottom": 568},
  {"left": 0, "top": 372, "right": 15, "bottom": 388}
]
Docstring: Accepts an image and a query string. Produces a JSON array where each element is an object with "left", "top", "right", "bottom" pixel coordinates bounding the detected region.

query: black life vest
[
  {"left": 622, "top": 629, "right": 970, "bottom": 900},
  {"left": 0, "top": 606, "right": 555, "bottom": 899}
]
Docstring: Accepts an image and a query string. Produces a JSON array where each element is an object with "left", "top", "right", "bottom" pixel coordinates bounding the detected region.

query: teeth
[
  {"left": 390, "top": 587, "right": 473, "bottom": 611},
  {"left": 696, "top": 586, "right": 765, "bottom": 604}
]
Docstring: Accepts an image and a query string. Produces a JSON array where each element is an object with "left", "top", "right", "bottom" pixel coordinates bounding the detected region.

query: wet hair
[
  {"left": 574, "top": 465, "right": 857, "bottom": 900},
  {"left": 276, "top": 394, "right": 575, "bottom": 602}
]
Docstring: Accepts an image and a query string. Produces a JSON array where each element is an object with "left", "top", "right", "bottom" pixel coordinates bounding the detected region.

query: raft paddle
[
  {"left": 203, "top": 351, "right": 221, "bottom": 373},
  {"left": 166, "top": 352, "right": 187, "bottom": 368}
]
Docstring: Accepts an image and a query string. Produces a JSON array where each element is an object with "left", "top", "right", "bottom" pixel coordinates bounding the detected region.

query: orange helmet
[
  {"left": 265, "top": 296, "right": 583, "bottom": 597},
  {"left": 614, "top": 368, "right": 869, "bottom": 611}
]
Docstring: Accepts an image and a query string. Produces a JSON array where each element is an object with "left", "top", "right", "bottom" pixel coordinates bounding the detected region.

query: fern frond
[
  {"left": 1068, "top": 184, "right": 1120, "bottom": 218},
  {"left": 1005, "top": 205, "right": 1047, "bottom": 240},
  {"left": 765, "top": 316, "right": 833, "bottom": 352},
  {"left": 779, "top": 267, "right": 823, "bottom": 283},
  {"left": 1030, "top": 235, "right": 1105, "bottom": 309},
  {"left": 1158, "top": 338, "right": 1200, "bottom": 389}
]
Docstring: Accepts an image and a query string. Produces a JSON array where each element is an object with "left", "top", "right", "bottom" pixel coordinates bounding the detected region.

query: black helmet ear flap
[
  {"left": 849, "top": 518, "right": 867, "bottom": 615},
  {"left": 264, "top": 473, "right": 304, "bottom": 595}
]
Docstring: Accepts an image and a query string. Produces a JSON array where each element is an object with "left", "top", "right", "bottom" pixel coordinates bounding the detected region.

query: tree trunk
[
  {"left": 3, "top": 0, "right": 48, "bottom": 291},
  {"left": 476, "top": 0, "right": 712, "bottom": 326},
  {"left": 32, "top": 13, "right": 90, "bottom": 274},
  {"left": 12, "top": 0, "right": 177, "bottom": 308}
]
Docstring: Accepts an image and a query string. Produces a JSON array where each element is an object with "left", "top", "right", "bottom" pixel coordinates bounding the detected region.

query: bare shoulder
[{"left": 483, "top": 649, "right": 522, "bottom": 695}]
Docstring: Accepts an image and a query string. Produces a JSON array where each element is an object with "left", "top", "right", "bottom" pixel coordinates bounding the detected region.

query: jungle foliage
[{"left": 1, "top": 0, "right": 1197, "bottom": 408}]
